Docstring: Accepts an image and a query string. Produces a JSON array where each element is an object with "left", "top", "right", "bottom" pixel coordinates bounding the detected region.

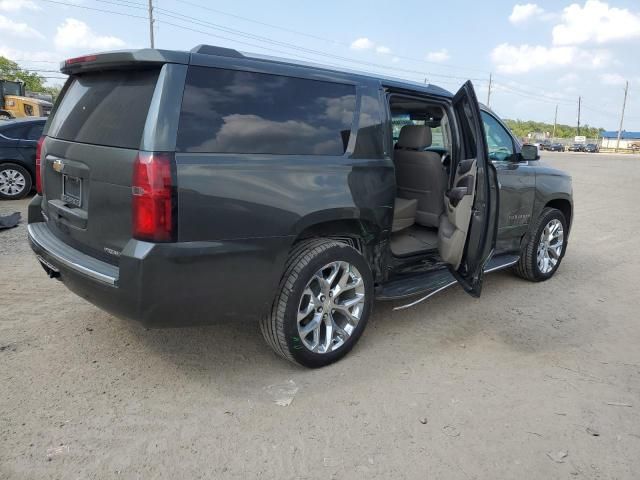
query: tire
[
  {"left": 260, "top": 238, "right": 373, "bottom": 368},
  {"left": 0, "top": 163, "right": 32, "bottom": 200},
  {"left": 513, "top": 207, "right": 568, "bottom": 282},
  {"left": 0, "top": 113, "right": 11, "bottom": 121}
]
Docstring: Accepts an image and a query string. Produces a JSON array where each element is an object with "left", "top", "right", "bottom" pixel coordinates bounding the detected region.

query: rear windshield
[
  {"left": 47, "top": 69, "right": 160, "bottom": 149},
  {"left": 177, "top": 67, "right": 356, "bottom": 155}
]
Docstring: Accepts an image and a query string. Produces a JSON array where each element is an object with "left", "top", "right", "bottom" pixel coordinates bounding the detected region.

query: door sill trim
[{"left": 389, "top": 254, "right": 519, "bottom": 311}]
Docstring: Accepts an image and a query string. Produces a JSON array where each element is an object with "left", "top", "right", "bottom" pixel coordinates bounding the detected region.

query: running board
[{"left": 375, "top": 254, "right": 519, "bottom": 310}]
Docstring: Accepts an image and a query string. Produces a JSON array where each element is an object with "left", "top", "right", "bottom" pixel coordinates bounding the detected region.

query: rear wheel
[
  {"left": 260, "top": 239, "right": 373, "bottom": 368},
  {"left": 513, "top": 207, "right": 567, "bottom": 281},
  {"left": 0, "top": 164, "right": 32, "bottom": 200}
]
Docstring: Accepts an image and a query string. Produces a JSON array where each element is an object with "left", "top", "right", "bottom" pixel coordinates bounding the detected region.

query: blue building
[{"left": 601, "top": 131, "right": 640, "bottom": 150}]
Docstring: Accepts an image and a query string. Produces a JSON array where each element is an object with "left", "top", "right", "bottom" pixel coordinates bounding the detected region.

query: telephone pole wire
[
  {"left": 615, "top": 81, "right": 629, "bottom": 153},
  {"left": 148, "top": 0, "right": 155, "bottom": 48},
  {"left": 487, "top": 73, "right": 492, "bottom": 107}
]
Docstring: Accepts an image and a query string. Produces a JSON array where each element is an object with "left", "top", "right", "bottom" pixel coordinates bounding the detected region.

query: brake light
[
  {"left": 65, "top": 55, "right": 97, "bottom": 66},
  {"left": 132, "top": 152, "right": 176, "bottom": 242},
  {"left": 35, "top": 136, "right": 44, "bottom": 194}
]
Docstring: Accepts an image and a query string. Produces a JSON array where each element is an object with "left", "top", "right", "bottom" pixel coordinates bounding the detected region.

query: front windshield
[{"left": 2, "top": 81, "right": 22, "bottom": 96}]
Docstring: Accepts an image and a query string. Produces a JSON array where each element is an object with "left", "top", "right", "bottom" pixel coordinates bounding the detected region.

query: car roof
[{"left": 62, "top": 44, "right": 456, "bottom": 99}]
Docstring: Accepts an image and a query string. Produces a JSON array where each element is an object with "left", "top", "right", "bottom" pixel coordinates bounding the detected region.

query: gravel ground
[{"left": 1, "top": 152, "right": 640, "bottom": 480}]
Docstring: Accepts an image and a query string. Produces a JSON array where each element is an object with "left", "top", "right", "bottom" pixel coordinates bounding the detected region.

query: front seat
[{"left": 394, "top": 125, "right": 446, "bottom": 228}]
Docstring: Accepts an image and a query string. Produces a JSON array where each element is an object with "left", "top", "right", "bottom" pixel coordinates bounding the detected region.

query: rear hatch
[{"left": 41, "top": 67, "right": 161, "bottom": 265}]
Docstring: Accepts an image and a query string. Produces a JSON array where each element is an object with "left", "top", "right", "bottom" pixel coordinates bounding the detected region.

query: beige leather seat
[
  {"left": 392, "top": 197, "right": 417, "bottom": 232},
  {"left": 394, "top": 125, "right": 446, "bottom": 228}
]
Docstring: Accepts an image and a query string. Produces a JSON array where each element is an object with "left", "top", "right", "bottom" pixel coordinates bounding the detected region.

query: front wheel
[
  {"left": 513, "top": 207, "right": 568, "bottom": 281},
  {"left": 260, "top": 239, "right": 373, "bottom": 368}
]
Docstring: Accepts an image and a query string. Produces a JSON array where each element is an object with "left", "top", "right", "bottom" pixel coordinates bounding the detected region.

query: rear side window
[
  {"left": 47, "top": 69, "right": 160, "bottom": 149},
  {"left": 177, "top": 67, "right": 356, "bottom": 155}
]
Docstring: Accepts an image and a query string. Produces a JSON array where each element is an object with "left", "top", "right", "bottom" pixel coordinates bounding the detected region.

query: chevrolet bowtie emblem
[{"left": 52, "top": 159, "right": 64, "bottom": 173}]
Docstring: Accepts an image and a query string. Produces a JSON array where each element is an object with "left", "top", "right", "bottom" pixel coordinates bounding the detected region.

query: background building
[{"left": 601, "top": 131, "right": 640, "bottom": 150}]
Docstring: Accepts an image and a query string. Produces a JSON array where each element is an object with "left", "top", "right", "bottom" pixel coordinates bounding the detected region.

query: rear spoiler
[{"left": 60, "top": 49, "right": 190, "bottom": 75}]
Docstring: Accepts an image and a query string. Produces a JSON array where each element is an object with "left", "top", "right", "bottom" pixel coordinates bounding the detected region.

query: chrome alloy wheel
[
  {"left": 537, "top": 218, "right": 564, "bottom": 274},
  {"left": 0, "top": 169, "right": 27, "bottom": 196},
  {"left": 297, "top": 261, "right": 366, "bottom": 354}
]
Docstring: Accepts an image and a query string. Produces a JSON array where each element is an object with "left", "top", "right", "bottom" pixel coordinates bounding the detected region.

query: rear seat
[{"left": 392, "top": 197, "right": 417, "bottom": 232}]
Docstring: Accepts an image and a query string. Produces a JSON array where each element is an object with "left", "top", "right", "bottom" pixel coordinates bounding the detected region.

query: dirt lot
[{"left": 1, "top": 152, "right": 640, "bottom": 479}]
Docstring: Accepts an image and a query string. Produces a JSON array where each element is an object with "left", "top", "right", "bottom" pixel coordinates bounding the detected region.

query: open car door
[{"left": 437, "top": 81, "right": 499, "bottom": 297}]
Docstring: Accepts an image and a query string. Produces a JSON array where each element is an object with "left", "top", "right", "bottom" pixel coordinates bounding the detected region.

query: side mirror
[{"left": 521, "top": 144, "right": 540, "bottom": 161}]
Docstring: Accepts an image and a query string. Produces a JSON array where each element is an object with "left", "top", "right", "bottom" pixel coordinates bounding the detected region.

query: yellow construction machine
[{"left": 0, "top": 79, "right": 52, "bottom": 119}]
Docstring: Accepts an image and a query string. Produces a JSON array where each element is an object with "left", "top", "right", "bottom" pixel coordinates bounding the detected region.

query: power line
[
  {"left": 37, "top": 0, "right": 148, "bottom": 19},
  {"left": 150, "top": 6, "right": 487, "bottom": 82},
  {"left": 35, "top": 0, "right": 634, "bottom": 126},
  {"left": 169, "top": 0, "right": 491, "bottom": 74}
]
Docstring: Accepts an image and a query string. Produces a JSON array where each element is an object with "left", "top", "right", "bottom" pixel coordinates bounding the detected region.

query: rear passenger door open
[{"left": 438, "top": 81, "right": 498, "bottom": 297}]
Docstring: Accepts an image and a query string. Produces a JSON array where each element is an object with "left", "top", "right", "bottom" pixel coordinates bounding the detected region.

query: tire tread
[{"left": 259, "top": 238, "right": 346, "bottom": 365}]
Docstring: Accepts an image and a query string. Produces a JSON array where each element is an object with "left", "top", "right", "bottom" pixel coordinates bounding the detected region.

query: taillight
[
  {"left": 35, "top": 136, "right": 45, "bottom": 194},
  {"left": 132, "top": 152, "right": 176, "bottom": 242}
]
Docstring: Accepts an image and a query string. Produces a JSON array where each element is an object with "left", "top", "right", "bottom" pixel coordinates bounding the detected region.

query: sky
[{"left": 1, "top": 0, "right": 639, "bottom": 130}]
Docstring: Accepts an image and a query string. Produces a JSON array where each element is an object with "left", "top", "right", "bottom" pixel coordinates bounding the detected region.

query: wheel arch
[
  {"left": 544, "top": 198, "right": 572, "bottom": 231},
  {"left": 290, "top": 214, "right": 388, "bottom": 283}
]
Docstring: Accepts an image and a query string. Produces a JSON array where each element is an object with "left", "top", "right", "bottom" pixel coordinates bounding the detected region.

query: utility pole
[
  {"left": 148, "top": 0, "right": 155, "bottom": 48},
  {"left": 577, "top": 96, "right": 581, "bottom": 136},
  {"left": 615, "top": 80, "right": 629, "bottom": 153},
  {"left": 552, "top": 104, "right": 558, "bottom": 141},
  {"left": 487, "top": 73, "right": 492, "bottom": 107}
]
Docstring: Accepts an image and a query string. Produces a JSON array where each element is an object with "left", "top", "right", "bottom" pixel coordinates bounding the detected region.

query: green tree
[
  {"left": 503, "top": 118, "right": 603, "bottom": 140},
  {"left": 1, "top": 56, "right": 51, "bottom": 94}
]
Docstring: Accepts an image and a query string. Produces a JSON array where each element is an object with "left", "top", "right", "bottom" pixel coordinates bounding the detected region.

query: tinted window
[
  {"left": 177, "top": 67, "right": 356, "bottom": 155},
  {"left": 26, "top": 123, "right": 44, "bottom": 141},
  {"left": 481, "top": 111, "right": 514, "bottom": 162},
  {"left": 47, "top": 69, "right": 160, "bottom": 149},
  {"left": 454, "top": 97, "right": 477, "bottom": 158},
  {"left": 352, "top": 91, "right": 384, "bottom": 158}
]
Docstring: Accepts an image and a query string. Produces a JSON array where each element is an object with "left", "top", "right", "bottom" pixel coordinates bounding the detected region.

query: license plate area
[{"left": 62, "top": 174, "right": 82, "bottom": 207}]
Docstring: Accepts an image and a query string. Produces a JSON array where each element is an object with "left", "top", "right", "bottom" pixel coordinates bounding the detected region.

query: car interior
[{"left": 389, "top": 97, "right": 451, "bottom": 257}]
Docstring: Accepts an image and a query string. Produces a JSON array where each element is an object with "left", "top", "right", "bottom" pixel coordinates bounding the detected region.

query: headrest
[{"left": 397, "top": 125, "right": 432, "bottom": 150}]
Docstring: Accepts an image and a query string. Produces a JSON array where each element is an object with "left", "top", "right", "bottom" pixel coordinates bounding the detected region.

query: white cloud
[
  {"left": 0, "top": 45, "right": 60, "bottom": 62},
  {"left": 552, "top": 0, "right": 640, "bottom": 45},
  {"left": 557, "top": 73, "right": 579, "bottom": 84},
  {"left": 375, "top": 45, "right": 391, "bottom": 54},
  {"left": 509, "top": 3, "right": 545, "bottom": 23},
  {"left": 0, "top": 14, "right": 43, "bottom": 39},
  {"left": 426, "top": 49, "right": 450, "bottom": 62},
  {"left": 600, "top": 73, "right": 626, "bottom": 86},
  {"left": 391, "top": 57, "right": 400, "bottom": 63},
  {"left": 490, "top": 42, "right": 610, "bottom": 74},
  {"left": 350, "top": 37, "right": 374, "bottom": 50},
  {"left": 54, "top": 18, "right": 126, "bottom": 51},
  {"left": 0, "top": 0, "right": 39, "bottom": 12}
]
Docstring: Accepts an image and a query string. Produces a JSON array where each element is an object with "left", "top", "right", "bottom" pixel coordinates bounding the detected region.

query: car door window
[{"left": 481, "top": 111, "right": 514, "bottom": 162}]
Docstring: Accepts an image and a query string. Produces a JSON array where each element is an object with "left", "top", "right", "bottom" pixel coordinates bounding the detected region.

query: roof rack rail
[{"left": 190, "top": 44, "right": 244, "bottom": 58}]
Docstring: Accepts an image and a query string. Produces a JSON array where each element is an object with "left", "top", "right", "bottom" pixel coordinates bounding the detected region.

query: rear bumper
[{"left": 28, "top": 200, "right": 292, "bottom": 327}]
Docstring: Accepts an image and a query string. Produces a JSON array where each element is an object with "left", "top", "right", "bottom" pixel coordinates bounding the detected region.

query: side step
[{"left": 376, "top": 254, "right": 519, "bottom": 309}]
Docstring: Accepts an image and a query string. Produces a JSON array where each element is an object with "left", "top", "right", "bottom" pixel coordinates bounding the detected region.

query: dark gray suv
[{"left": 28, "top": 45, "right": 573, "bottom": 367}]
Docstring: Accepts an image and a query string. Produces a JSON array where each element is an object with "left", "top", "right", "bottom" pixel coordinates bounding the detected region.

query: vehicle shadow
[{"left": 106, "top": 255, "right": 602, "bottom": 395}]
